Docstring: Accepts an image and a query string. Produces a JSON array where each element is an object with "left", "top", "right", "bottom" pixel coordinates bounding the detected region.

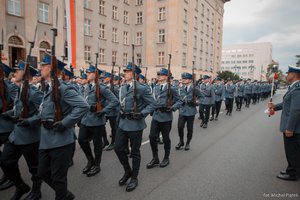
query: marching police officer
[
  {"left": 0, "top": 63, "right": 18, "bottom": 191},
  {"left": 102, "top": 72, "right": 120, "bottom": 151},
  {"left": 1, "top": 61, "right": 43, "bottom": 200},
  {"left": 78, "top": 66, "right": 119, "bottom": 177},
  {"left": 147, "top": 68, "right": 182, "bottom": 169},
  {"left": 199, "top": 75, "right": 215, "bottom": 128},
  {"left": 244, "top": 79, "right": 253, "bottom": 107},
  {"left": 225, "top": 78, "right": 236, "bottom": 116},
  {"left": 114, "top": 64, "right": 155, "bottom": 192},
  {"left": 268, "top": 65, "right": 300, "bottom": 181},
  {"left": 212, "top": 77, "right": 225, "bottom": 120},
  {"left": 235, "top": 79, "right": 245, "bottom": 111},
  {"left": 38, "top": 55, "right": 89, "bottom": 200},
  {"left": 176, "top": 72, "right": 201, "bottom": 150}
]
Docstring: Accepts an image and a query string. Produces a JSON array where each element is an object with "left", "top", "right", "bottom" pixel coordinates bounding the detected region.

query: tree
[{"left": 216, "top": 71, "right": 240, "bottom": 81}]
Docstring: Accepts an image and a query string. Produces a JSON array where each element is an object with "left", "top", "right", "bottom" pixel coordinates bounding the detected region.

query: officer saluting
[
  {"left": 268, "top": 65, "right": 300, "bottom": 181},
  {"left": 147, "top": 68, "right": 182, "bottom": 169},
  {"left": 38, "top": 48, "right": 89, "bottom": 199},
  {"left": 114, "top": 63, "right": 155, "bottom": 192}
]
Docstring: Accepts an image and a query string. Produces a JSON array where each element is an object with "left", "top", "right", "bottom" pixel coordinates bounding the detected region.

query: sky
[{"left": 223, "top": 0, "right": 300, "bottom": 72}]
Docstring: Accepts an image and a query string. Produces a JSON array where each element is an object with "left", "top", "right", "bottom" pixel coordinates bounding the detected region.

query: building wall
[
  {"left": 0, "top": 0, "right": 229, "bottom": 79},
  {"left": 221, "top": 42, "right": 273, "bottom": 81}
]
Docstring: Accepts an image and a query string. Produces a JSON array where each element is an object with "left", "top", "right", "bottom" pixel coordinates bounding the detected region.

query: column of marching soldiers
[{"left": 0, "top": 29, "right": 274, "bottom": 200}]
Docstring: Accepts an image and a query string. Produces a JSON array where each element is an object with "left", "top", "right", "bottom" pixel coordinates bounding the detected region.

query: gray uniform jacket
[
  {"left": 225, "top": 84, "right": 236, "bottom": 99},
  {"left": 105, "top": 84, "right": 120, "bottom": 117},
  {"left": 244, "top": 83, "right": 253, "bottom": 94},
  {"left": 118, "top": 82, "right": 156, "bottom": 131},
  {"left": 236, "top": 83, "right": 245, "bottom": 97},
  {"left": 39, "top": 81, "right": 89, "bottom": 149},
  {"left": 274, "top": 81, "right": 300, "bottom": 134},
  {"left": 179, "top": 84, "right": 202, "bottom": 117},
  {"left": 0, "top": 80, "right": 19, "bottom": 134},
  {"left": 199, "top": 83, "right": 215, "bottom": 105},
  {"left": 152, "top": 83, "right": 182, "bottom": 122},
  {"left": 214, "top": 83, "right": 225, "bottom": 102},
  {"left": 81, "top": 83, "right": 119, "bottom": 126},
  {"left": 9, "top": 85, "right": 43, "bottom": 145}
]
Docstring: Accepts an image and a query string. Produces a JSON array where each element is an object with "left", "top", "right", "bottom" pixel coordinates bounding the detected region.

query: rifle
[
  {"left": 0, "top": 29, "right": 8, "bottom": 113},
  {"left": 51, "top": 7, "right": 62, "bottom": 122},
  {"left": 118, "top": 65, "right": 121, "bottom": 87},
  {"left": 110, "top": 62, "right": 115, "bottom": 91},
  {"left": 166, "top": 54, "right": 172, "bottom": 108},
  {"left": 145, "top": 67, "right": 148, "bottom": 82},
  {"left": 132, "top": 44, "right": 138, "bottom": 114},
  {"left": 20, "top": 25, "right": 38, "bottom": 119},
  {"left": 95, "top": 52, "right": 102, "bottom": 112},
  {"left": 192, "top": 61, "right": 197, "bottom": 105}
]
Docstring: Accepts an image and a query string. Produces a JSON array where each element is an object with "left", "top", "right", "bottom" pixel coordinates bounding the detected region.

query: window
[
  {"left": 243, "top": 60, "right": 248, "bottom": 63},
  {"left": 112, "top": 27, "right": 118, "bottom": 42},
  {"left": 136, "top": 32, "right": 142, "bottom": 45},
  {"left": 84, "top": 19, "right": 91, "bottom": 35},
  {"left": 201, "top": 21, "right": 204, "bottom": 32},
  {"left": 196, "top": 0, "right": 199, "bottom": 10},
  {"left": 84, "top": 0, "right": 91, "bottom": 9},
  {"left": 207, "top": 9, "right": 210, "bottom": 20},
  {"left": 193, "top": 35, "right": 197, "bottom": 48},
  {"left": 112, "top": 51, "right": 117, "bottom": 63},
  {"left": 158, "top": 29, "right": 165, "bottom": 43},
  {"left": 38, "top": 2, "right": 49, "bottom": 23},
  {"left": 99, "top": 24, "right": 105, "bottom": 39},
  {"left": 112, "top": 6, "right": 118, "bottom": 20},
  {"left": 194, "top": 16, "right": 198, "bottom": 28},
  {"left": 183, "top": 30, "right": 187, "bottom": 44},
  {"left": 99, "top": 48, "right": 105, "bottom": 63},
  {"left": 201, "top": 4, "right": 204, "bottom": 15},
  {"left": 99, "top": 0, "right": 105, "bottom": 15},
  {"left": 231, "top": 61, "right": 235, "bottom": 64},
  {"left": 136, "top": 0, "right": 143, "bottom": 5},
  {"left": 206, "top": 25, "right": 209, "bottom": 36},
  {"left": 124, "top": 10, "right": 129, "bottom": 24},
  {"left": 237, "top": 61, "right": 241, "bottom": 64},
  {"left": 123, "top": 53, "right": 128, "bottom": 65},
  {"left": 158, "top": 7, "right": 166, "bottom": 21},
  {"left": 248, "top": 60, "right": 254, "bottom": 63},
  {"left": 184, "top": 9, "right": 187, "bottom": 22},
  {"left": 84, "top": 46, "right": 91, "bottom": 62},
  {"left": 136, "top": 12, "right": 143, "bottom": 24},
  {"left": 212, "top": 13, "right": 215, "bottom": 23},
  {"left": 182, "top": 52, "right": 187, "bottom": 66},
  {"left": 7, "top": 0, "right": 21, "bottom": 16},
  {"left": 158, "top": 52, "right": 165, "bottom": 65},
  {"left": 200, "top": 39, "right": 203, "bottom": 51},
  {"left": 123, "top": 31, "right": 128, "bottom": 45},
  {"left": 249, "top": 54, "right": 254, "bottom": 57}
]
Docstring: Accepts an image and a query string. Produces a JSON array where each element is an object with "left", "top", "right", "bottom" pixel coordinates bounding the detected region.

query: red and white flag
[{"left": 65, "top": 0, "right": 76, "bottom": 68}]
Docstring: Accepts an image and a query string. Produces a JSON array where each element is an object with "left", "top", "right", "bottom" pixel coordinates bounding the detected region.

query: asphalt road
[{"left": 1, "top": 90, "right": 300, "bottom": 200}]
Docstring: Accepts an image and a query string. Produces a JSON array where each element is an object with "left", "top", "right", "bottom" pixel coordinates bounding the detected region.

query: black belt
[
  {"left": 155, "top": 107, "right": 172, "bottom": 112},
  {"left": 120, "top": 112, "right": 142, "bottom": 120},
  {"left": 183, "top": 101, "right": 198, "bottom": 107}
]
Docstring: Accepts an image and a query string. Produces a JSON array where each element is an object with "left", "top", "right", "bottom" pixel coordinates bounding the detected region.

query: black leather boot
[
  {"left": 10, "top": 183, "right": 30, "bottom": 200},
  {"left": 24, "top": 181, "right": 42, "bottom": 200}
]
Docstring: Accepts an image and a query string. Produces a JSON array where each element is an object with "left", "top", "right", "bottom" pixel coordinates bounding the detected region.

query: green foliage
[{"left": 216, "top": 71, "right": 240, "bottom": 81}]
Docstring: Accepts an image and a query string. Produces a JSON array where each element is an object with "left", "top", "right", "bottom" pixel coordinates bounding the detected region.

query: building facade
[
  {"left": 221, "top": 42, "right": 273, "bottom": 81},
  {"left": 0, "top": 0, "right": 229, "bottom": 79}
]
